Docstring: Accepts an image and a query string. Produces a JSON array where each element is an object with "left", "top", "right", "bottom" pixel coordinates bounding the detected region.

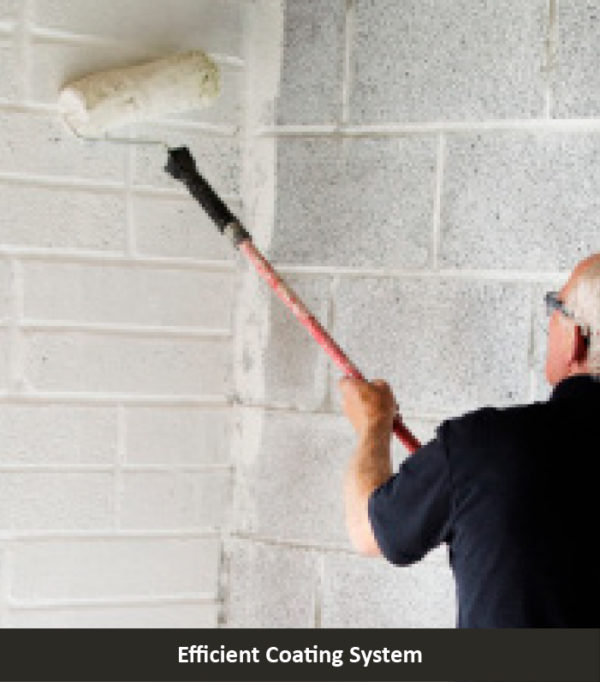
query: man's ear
[{"left": 572, "top": 325, "right": 589, "bottom": 364}]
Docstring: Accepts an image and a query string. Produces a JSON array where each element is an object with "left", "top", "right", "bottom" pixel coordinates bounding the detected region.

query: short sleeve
[{"left": 367, "top": 424, "right": 452, "bottom": 566}]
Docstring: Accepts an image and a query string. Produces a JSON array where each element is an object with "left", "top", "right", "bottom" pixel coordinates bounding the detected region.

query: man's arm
[{"left": 339, "top": 378, "right": 396, "bottom": 557}]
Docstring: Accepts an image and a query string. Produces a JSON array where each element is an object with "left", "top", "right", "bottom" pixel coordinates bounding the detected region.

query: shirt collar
[{"left": 549, "top": 374, "right": 600, "bottom": 402}]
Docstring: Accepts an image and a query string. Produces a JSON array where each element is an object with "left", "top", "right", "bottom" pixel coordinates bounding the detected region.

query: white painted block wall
[
  {"left": 0, "top": 0, "right": 244, "bottom": 627},
  {"left": 226, "top": 0, "right": 600, "bottom": 628}
]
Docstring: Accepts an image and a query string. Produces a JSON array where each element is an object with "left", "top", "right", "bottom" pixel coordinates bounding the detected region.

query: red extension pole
[{"left": 238, "top": 240, "right": 421, "bottom": 454}]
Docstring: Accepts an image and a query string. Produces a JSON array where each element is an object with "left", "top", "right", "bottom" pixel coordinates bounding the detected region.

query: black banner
[{"left": 0, "top": 628, "right": 597, "bottom": 682}]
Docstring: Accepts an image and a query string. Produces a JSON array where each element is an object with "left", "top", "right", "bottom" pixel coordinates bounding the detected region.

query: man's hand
[{"left": 338, "top": 376, "right": 397, "bottom": 437}]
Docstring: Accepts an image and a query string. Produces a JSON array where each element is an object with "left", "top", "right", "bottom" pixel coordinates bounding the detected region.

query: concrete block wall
[
  {"left": 2, "top": 0, "right": 599, "bottom": 632},
  {"left": 0, "top": 0, "right": 245, "bottom": 627},
  {"left": 226, "top": 0, "right": 600, "bottom": 628}
]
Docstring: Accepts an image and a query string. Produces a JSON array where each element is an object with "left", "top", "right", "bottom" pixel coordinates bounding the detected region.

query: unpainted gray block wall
[{"left": 226, "top": 0, "right": 600, "bottom": 627}]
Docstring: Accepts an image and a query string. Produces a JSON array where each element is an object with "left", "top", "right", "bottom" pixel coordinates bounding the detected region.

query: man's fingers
[
  {"left": 339, "top": 377, "right": 397, "bottom": 412},
  {"left": 338, "top": 376, "right": 364, "bottom": 391},
  {"left": 339, "top": 377, "right": 391, "bottom": 394},
  {"left": 372, "top": 379, "right": 394, "bottom": 399}
]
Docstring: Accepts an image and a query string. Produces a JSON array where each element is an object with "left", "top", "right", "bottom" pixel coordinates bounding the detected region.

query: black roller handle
[{"left": 165, "top": 146, "right": 251, "bottom": 247}]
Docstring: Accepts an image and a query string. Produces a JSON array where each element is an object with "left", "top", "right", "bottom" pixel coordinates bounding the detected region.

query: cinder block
[
  {"left": 22, "top": 261, "right": 236, "bottom": 329},
  {"left": 0, "top": 259, "right": 10, "bottom": 320},
  {"left": 0, "top": 472, "right": 112, "bottom": 530},
  {"left": 5, "top": 602, "right": 218, "bottom": 627},
  {"left": 10, "top": 537, "right": 220, "bottom": 600},
  {"left": 225, "top": 538, "right": 316, "bottom": 627},
  {"left": 233, "top": 269, "right": 270, "bottom": 402},
  {"left": 233, "top": 408, "right": 352, "bottom": 546},
  {"left": 30, "top": 41, "right": 243, "bottom": 126},
  {"left": 268, "top": 0, "right": 344, "bottom": 124},
  {"left": 131, "top": 193, "right": 236, "bottom": 261},
  {"left": 0, "top": 550, "right": 5, "bottom": 627},
  {"left": 32, "top": 0, "right": 244, "bottom": 58},
  {"left": 132, "top": 126, "right": 240, "bottom": 196},
  {"left": 265, "top": 276, "right": 331, "bottom": 409},
  {"left": 0, "top": 110, "right": 127, "bottom": 181},
  {"left": 553, "top": 1, "right": 600, "bottom": 117},
  {"left": 440, "top": 131, "right": 600, "bottom": 271},
  {"left": 255, "top": 273, "right": 331, "bottom": 410},
  {"left": 0, "top": 183, "right": 126, "bottom": 251},
  {"left": 0, "top": 0, "right": 18, "bottom": 23},
  {"left": 269, "top": 136, "right": 436, "bottom": 268},
  {"left": 331, "top": 277, "right": 532, "bottom": 415},
  {"left": 241, "top": 136, "right": 278, "bottom": 243},
  {"left": 0, "top": 38, "right": 18, "bottom": 100},
  {"left": 125, "top": 406, "right": 231, "bottom": 466},
  {"left": 0, "top": 329, "right": 10, "bottom": 389},
  {"left": 246, "top": 1, "right": 284, "bottom": 129},
  {"left": 350, "top": 0, "right": 546, "bottom": 122},
  {"left": 23, "top": 331, "right": 231, "bottom": 395},
  {"left": 0, "top": 404, "right": 117, "bottom": 465},
  {"left": 321, "top": 550, "right": 456, "bottom": 627},
  {"left": 119, "top": 470, "right": 232, "bottom": 530}
]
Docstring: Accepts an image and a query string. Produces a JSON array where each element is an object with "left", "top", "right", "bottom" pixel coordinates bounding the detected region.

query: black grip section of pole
[{"left": 165, "top": 147, "right": 250, "bottom": 244}]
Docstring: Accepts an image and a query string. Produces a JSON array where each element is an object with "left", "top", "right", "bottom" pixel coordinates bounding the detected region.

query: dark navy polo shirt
[{"left": 368, "top": 374, "right": 600, "bottom": 628}]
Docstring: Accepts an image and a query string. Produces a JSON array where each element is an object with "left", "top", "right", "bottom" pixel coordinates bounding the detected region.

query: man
[{"left": 339, "top": 254, "right": 600, "bottom": 627}]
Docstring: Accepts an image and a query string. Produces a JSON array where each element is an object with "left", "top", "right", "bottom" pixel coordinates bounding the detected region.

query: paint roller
[
  {"left": 58, "top": 50, "right": 219, "bottom": 138},
  {"left": 58, "top": 51, "right": 421, "bottom": 453}
]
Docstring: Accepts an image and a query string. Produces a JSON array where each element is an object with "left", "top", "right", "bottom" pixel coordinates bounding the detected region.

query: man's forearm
[{"left": 344, "top": 424, "right": 393, "bottom": 556}]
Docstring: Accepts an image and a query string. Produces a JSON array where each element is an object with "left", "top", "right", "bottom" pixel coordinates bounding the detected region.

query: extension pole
[{"left": 165, "top": 147, "right": 421, "bottom": 454}]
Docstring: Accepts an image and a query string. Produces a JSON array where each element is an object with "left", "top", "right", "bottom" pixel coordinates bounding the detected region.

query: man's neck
[{"left": 565, "top": 364, "right": 592, "bottom": 379}]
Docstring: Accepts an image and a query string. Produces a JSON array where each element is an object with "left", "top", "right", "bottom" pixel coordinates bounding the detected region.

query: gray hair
[{"left": 564, "top": 258, "right": 600, "bottom": 374}]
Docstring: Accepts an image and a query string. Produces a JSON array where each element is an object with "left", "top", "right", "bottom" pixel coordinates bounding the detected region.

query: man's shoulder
[{"left": 438, "top": 399, "right": 547, "bottom": 445}]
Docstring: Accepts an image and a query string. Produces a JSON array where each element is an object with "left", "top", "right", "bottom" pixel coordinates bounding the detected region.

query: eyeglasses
[
  {"left": 545, "top": 291, "right": 591, "bottom": 346},
  {"left": 545, "top": 291, "right": 574, "bottom": 320}
]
